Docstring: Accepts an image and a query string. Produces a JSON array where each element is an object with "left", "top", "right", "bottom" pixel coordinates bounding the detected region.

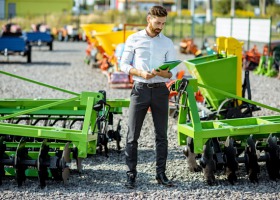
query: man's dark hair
[{"left": 148, "top": 5, "right": 168, "bottom": 17}]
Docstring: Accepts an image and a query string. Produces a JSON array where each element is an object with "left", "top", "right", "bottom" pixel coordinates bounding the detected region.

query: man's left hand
[{"left": 152, "top": 68, "right": 172, "bottom": 79}]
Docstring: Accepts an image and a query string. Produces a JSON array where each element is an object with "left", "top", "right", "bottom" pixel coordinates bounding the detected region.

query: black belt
[{"left": 136, "top": 82, "right": 166, "bottom": 88}]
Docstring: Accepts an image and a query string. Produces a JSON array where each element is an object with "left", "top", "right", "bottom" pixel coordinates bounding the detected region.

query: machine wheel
[
  {"left": 26, "top": 46, "right": 32, "bottom": 63},
  {"left": 48, "top": 42, "right": 53, "bottom": 51}
]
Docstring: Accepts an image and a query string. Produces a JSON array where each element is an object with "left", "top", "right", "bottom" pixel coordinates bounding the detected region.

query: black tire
[
  {"left": 48, "top": 42, "right": 53, "bottom": 51},
  {"left": 26, "top": 45, "right": 31, "bottom": 63},
  {"left": 27, "top": 50, "right": 31, "bottom": 63}
]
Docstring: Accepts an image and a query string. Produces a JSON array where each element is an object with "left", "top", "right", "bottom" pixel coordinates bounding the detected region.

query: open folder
[{"left": 156, "top": 60, "right": 182, "bottom": 71}]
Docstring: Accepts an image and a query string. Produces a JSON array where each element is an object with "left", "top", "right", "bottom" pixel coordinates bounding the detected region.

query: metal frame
[
  {"left": 0, "top": 70, "right": 129, "bottom": 181},
  {"left": 176, "top": 78, "right": 280, "bottom": 154}
]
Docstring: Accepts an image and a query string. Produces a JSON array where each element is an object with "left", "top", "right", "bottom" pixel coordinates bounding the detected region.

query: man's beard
[{"left": 148, "top": 24, "right": 162, "bottom": 36}]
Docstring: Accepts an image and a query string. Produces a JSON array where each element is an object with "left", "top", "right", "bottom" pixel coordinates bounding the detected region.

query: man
[{"left": 120, "top": 5, "right": 178, "bottom": 189}]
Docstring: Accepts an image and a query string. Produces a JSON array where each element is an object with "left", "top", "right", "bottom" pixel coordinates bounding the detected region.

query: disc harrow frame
[{"left": 0, "top": 70, "right": 129, "bottom": 187}]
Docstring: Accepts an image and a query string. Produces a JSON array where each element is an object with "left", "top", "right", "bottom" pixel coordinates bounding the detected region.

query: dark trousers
[{"left": 125, "top": 82, "right": 170, "bottom": 176}]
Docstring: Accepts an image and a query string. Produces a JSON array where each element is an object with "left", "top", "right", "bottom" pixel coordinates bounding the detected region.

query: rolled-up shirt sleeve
[{"left": 120, "top": 35, "right": 134, "bottom": 75}]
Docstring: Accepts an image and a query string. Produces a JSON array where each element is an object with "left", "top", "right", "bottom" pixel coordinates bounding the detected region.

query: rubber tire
[
  {"left": 48, "top": 42, "right": 53, "bottom": 51},
  {"left": 26, "top": 45, "right": 32, "bottom": 63}
]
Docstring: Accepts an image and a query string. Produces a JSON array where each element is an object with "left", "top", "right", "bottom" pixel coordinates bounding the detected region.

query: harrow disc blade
[
  {"left": 15, "top": 138, "right": 28, "bottom": 187},
  {"left": 62, "top": 168, "right": 70, "bottom": 185},
  {"left": 224, "top": 136, "right": 238, "bottom": 185},
  {"left": 38, "top": 140, "right": 50, "bottom": 189},
  {"left": 245, "top": 135, "right": 260, "bottom": 183},
  {"left": 76, "top": 157, "right": 83, "bottom": 173},
  {"left": 184, "top": 137, "right": 202, "bottom": 172},
  {"left": 265, "top": 134, "right": 280, "bottom": 180},
  {"left": 61, "top": 142, "right": 71, "bottom": 184},
  {"left": 71, "top": 147, "right": 83, "bottom": 173},
  {"left": 201, "top": 139, "right": 216, "bottom": 186}
]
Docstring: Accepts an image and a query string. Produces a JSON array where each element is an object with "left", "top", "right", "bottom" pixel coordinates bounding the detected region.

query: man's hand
[
  {"left": 151, "top": 68, "right": 172, "bottom": 79},
  {"left": 129, "top": 68, "right": 156, "bottom": 80},
  {"left": 141, "top": 70, "right": 155, "bottom": 80}
]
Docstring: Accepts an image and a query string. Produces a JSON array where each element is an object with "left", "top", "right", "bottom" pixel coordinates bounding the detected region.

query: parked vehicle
[
  {"left": 24, "top": 23, "right": 54, "bottom": 51},
  {"left": 0, "top": 23, "right": 31, "bottom": 63},
  {"left": 53, "top": 25, "right": 82, "bottom": 41}
]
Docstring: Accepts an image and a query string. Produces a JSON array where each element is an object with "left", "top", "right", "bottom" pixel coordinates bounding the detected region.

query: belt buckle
[{"left": 147, "top": 83, "right": 154, "bottom": 88}]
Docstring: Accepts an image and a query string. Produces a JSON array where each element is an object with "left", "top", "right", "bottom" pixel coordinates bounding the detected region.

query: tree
[
  {"left": 182, "top": 0, "right": 189, "bottom": 9},
  {"left": 250, "top": 0, "right": 275, "bottom": 5},
  {"left": 214, "top": 0, "right": 231, "bottom": 15},
  {"left": 206, "top": 0, "right": 213, "bottom": 22},
  {"left": 213, "top": 0, "right": 247, "bottom": 15},
  {"left": 260, "top": 0, "right": 266, "bottom": 16},
  {"left": 230, "top": 0, "right": 235, "bottom": 17}
]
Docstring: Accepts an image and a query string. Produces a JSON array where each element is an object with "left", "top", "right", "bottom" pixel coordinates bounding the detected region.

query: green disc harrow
[{"left": 0, "top": 70, "right": 129, "bottom": 188}]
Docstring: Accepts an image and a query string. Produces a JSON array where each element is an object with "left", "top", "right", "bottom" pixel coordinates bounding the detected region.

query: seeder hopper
[
  {"left": 93, "top": 29, "right": 136, "bottom": 88},
  {"left": 81, "top": 23, "right": 115, "bottom": 67}
]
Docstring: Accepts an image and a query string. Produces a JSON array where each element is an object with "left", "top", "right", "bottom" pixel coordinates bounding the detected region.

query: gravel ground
[{"left": 0, "top": 41, "right": 280, "bottom": 199}]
